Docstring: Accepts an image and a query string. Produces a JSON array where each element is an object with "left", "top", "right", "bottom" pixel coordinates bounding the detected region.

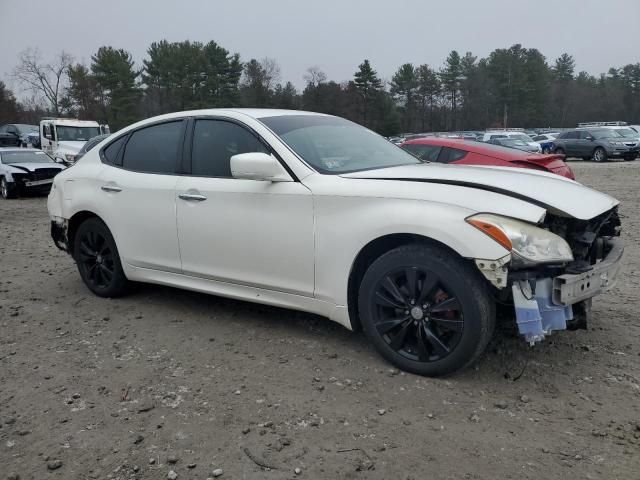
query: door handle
[
  {"left": 179, "top": 193, "right": 207, "bottom": 202},
  {"left": 101, "top": 185, "right": 122, "bottom": 193}
]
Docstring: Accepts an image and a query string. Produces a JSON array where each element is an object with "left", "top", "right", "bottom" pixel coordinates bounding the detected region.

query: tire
[
  {"left": 592, "top": 147, "right": 607, "bottom": 162},
  {"left": 357, "top": 243, "right": 495, "bottom": 377},
  {"left": 0, "top": 177, "right": 17, "bottom": 199},
  {"left": 554, "top": 147, "right": 565, "bottom": 156},
  {"left": 73, "top": 217, "right": 129, "bottom": 297}
]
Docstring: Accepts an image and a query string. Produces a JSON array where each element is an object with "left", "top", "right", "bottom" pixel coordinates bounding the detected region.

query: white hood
[
  {"left": 5, "top": 162, "right": 65, "bottom": 173},
  {"left": 341, "top": 163, "right": 618, "bottom": 221},
  {"left": 56, "top": 140, "right": 86, "bottom": 154}
]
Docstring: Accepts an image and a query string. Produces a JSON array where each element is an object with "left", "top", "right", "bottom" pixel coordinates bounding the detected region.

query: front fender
[{"left": 313, "top": 195, "right": 509, "bottom": 306}]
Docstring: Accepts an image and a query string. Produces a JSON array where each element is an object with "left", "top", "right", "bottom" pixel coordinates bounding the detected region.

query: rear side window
[
  {"left": 102, "top": 135, "right": 127, "bottom": 165},
  {"left": 402, "top": 144, "right": 441, "bottom": 162},
  {"left": 191, "top": 119, "right": 268, "bottom": 177},
  {"left": 564, "top": 131, "right": 579, "bottom": 139},
  {"left": 438, "top": 147, "right": 468, "bottom": 163},
  {"left": 489, "top": 134, "right": 507, "bottom": 139},
  {"left": 122, "top": 121, "right": 184, "bottom": 174}
]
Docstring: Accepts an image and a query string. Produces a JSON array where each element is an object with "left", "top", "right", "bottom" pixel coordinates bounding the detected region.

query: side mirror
[
  {"left": 230, "top": 152, "right": 293, "bottom": 182},
  {"left": 586, "top": 136, "right": 594, "bottom": 141}
]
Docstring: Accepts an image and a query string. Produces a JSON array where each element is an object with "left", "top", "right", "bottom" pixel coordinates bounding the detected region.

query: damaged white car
[
  {"left": 1, "top": 148, "right": 66, "bottom": 199},
  {"left": 47, "top": 110, "right": 623, "bottom": 376}
]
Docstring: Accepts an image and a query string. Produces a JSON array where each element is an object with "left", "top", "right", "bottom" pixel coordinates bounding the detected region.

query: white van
[{"left": 40, "top": 119, "right": 110, "bottom": 165}]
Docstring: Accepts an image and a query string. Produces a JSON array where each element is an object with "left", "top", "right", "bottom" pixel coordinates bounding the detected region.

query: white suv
[{"left": 47, "top": 109, "right": 623, "bottom": 376}]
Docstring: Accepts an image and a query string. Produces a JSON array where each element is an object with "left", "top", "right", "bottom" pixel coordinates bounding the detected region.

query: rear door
[
  {"left": 562, "top": 131, "right": 580, "bottom": 156},
  {"left": 96, "top": 120, "right": 185, "bottom": 273}
]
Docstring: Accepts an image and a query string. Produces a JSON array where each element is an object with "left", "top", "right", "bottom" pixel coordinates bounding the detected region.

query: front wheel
[
  {"left": 358, "top": 244, "right": 495, "bottom": 376},
  {"left": 1, "top": 177, "right": 17, "bottom": 199},
  {"left": 593, "top": 147, "right": 607, "bottom": 162},
  {"left": 73, "top": 218, "right": 129, "bottom": 297}
]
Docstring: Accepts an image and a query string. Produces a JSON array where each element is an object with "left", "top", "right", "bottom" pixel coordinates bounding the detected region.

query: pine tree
[{"left": 353, "top": 59, "right": 382, "bottom": 127}]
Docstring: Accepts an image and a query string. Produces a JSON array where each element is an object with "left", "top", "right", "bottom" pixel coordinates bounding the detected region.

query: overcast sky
[{"left": 2, "top": 0, "right": 639, "bottom": 95}]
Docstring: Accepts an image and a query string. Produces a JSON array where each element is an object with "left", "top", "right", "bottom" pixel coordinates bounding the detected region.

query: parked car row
[{"left": 391, "top": 122, "right": 640, "bottom": 162}]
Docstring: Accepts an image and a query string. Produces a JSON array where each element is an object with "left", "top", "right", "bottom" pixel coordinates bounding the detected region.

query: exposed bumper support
[
  {"left": 512, "top": 237, "right": 624, "bottom": 344},
  {"left": 552, "top": 237, "right": 624, "bottom": 305}
]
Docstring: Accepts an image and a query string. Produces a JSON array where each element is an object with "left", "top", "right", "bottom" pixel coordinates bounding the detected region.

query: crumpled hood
[
  {"left": 340, "top": 163, "right": 619, "bottom": 220},
  {"left": 6, "top": 162, "right": 65, "bottom": 173},
  {"left": 56, "top": 141, "right": 85, "bottom": 154}
]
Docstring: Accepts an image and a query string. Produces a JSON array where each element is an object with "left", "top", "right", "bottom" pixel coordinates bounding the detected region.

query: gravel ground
[{"left": 1, "top": 161, "right": 639, "bottom": 480}]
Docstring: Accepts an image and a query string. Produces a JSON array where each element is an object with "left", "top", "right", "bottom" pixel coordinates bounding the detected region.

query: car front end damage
[{"left": 472, "top": 207, "right": 623, "bottom": 344}]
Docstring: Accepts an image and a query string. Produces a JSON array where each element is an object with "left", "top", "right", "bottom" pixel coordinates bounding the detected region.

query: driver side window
[{"left": 190, "top": 120, "right": 268, "bottom": 177}]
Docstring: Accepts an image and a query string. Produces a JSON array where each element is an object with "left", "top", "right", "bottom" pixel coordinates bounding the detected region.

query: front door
[{"left": 175, "top": 118, "right": 314, "bottom": 297}]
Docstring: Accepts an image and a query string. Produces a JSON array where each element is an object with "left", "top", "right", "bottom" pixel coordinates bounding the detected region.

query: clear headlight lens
[
  {"left": 65, "top": 154, "right": 76, "bottom": 163},
  {"left": 610, "top": 142, "right": 624, "bottom": 147},
  {"left": 466, "top": 213, "right": 574, "bottom": 265}
]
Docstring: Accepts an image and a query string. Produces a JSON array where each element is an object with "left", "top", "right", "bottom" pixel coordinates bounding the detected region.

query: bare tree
[
  {"left": 304, "top": 66, "right": 327, "bottom": 87},
  {"left": 12, "top": 48, "right": 73, "bottom": 116},
  {"left": 260, "top": 57, "right": 281, "bottom": 91}
]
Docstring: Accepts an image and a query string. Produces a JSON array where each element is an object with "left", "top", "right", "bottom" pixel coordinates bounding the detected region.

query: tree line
[{"left": 1, "top": 41, "right": 639, "bottom": 135}]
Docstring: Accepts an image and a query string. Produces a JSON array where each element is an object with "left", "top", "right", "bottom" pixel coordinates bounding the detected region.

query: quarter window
[
  {"left": 102, "top": 135, "right": 127, "bottom": 165},
  {"left": 191, "top": 119, "right": 268, "bottom": 177},
  {"left": 402, "top": 144, "right": 441, "bottom": 161},
  {"left": 122, "top": 121, "right": 184, "bottom": 174},
  {"left": 438, "top": 147, "right": 468, "bottom": 163}
]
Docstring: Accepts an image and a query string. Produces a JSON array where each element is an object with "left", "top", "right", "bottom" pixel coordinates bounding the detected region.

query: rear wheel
[
  {"left": 0, "top": 177, "right": 17, "bottom": 199},
  {"left": 593, "top": 147, "right": 607, "bottom": 162},
  {"left": 73, "top": 218, "right": 129, "bottom": 297},
  {"left": 554, "top": 147, "right": 565, "bottom": 156},
  {"left": 357, "top": 244, "right": 494, "bottom": 376}
]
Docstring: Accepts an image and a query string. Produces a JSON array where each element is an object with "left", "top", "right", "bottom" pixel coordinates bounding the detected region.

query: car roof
[{"left": 403, "top": 137, "right": 533, "bottom": 159}]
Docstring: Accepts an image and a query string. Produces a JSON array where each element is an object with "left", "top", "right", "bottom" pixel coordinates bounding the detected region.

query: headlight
[
  {"left": 609, "top": 142, "right": 623, "bottom": 147},
  {"left": 466, "top": 213, "right": 573, "bottom": 265},
  {"left": 65, "top": 154, "right": 76, "bottom": 163}
]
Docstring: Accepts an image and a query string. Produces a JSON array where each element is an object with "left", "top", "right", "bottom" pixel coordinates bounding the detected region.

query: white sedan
[{"left": 47, "top": 109, "right": 623, "bottom": 376}]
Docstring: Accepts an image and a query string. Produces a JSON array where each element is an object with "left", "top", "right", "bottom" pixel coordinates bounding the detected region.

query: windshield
[
  {"left": 16, "top": 124, "right": 38, "bottom": 134},
  {"left": 259, "top": 115, "right": 423, "bottom": 174},
  {"left": 0, "top": 150, "right": 54, "bottom": 164},
  {"left": 615, "top": 128, "right": 638, "bottom": 138},
  {"left": 502, "top": 139, "right": 528, "bottom": 146},
  {"left": 508, "top": 134, "right": 533, "bottom": 142},
  {"left": 56, "top": 125, "right": 101, "bottom": 142},
  {"left": 591, "top": 129, "right": 622, "bottom": 139}
]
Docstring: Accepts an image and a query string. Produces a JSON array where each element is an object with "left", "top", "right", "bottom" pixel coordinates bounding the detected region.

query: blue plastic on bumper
[{"left": 513, "top": 279, "right": 573, "bottom": 343}]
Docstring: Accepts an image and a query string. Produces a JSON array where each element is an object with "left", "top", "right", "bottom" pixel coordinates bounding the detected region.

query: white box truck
[{"left": 40, "top": 118, "right": 109, "bottom": 165}]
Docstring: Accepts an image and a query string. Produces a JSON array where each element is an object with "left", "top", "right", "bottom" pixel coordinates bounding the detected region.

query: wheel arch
[
  {"left": 67, "top": 210, "right": 106, "bottom": 254},
  {"left": 346, "top": 233, "right": 467, "bottom": 332}
]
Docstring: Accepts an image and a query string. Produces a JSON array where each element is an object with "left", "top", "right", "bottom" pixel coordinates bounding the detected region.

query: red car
[{"left": 401, "top": 138, "right": 575, "bottom": 180}]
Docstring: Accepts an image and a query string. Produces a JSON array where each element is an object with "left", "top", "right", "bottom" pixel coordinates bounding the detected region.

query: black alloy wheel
[
  {"left": 358, "top": 244, "right": 494, "bottom": 376},
  {"left": 371, "top": 266, "right": 463, "bottom": 363},
  {"left": 74, "top": 218, "right": 128, "bottom": 297}
]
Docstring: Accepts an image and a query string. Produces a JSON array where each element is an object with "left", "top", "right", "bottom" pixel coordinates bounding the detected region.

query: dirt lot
[{"left": 1, "top": 161, "right": 639, "bottom": 480}]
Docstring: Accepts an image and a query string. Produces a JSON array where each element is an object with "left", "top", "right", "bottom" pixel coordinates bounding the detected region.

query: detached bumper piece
[
  {"left": 513, "top": 279, "right": 573, "bottom": 344},
  {"left": 513, "top": 237, "right": 623, "bottom": 344}
]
